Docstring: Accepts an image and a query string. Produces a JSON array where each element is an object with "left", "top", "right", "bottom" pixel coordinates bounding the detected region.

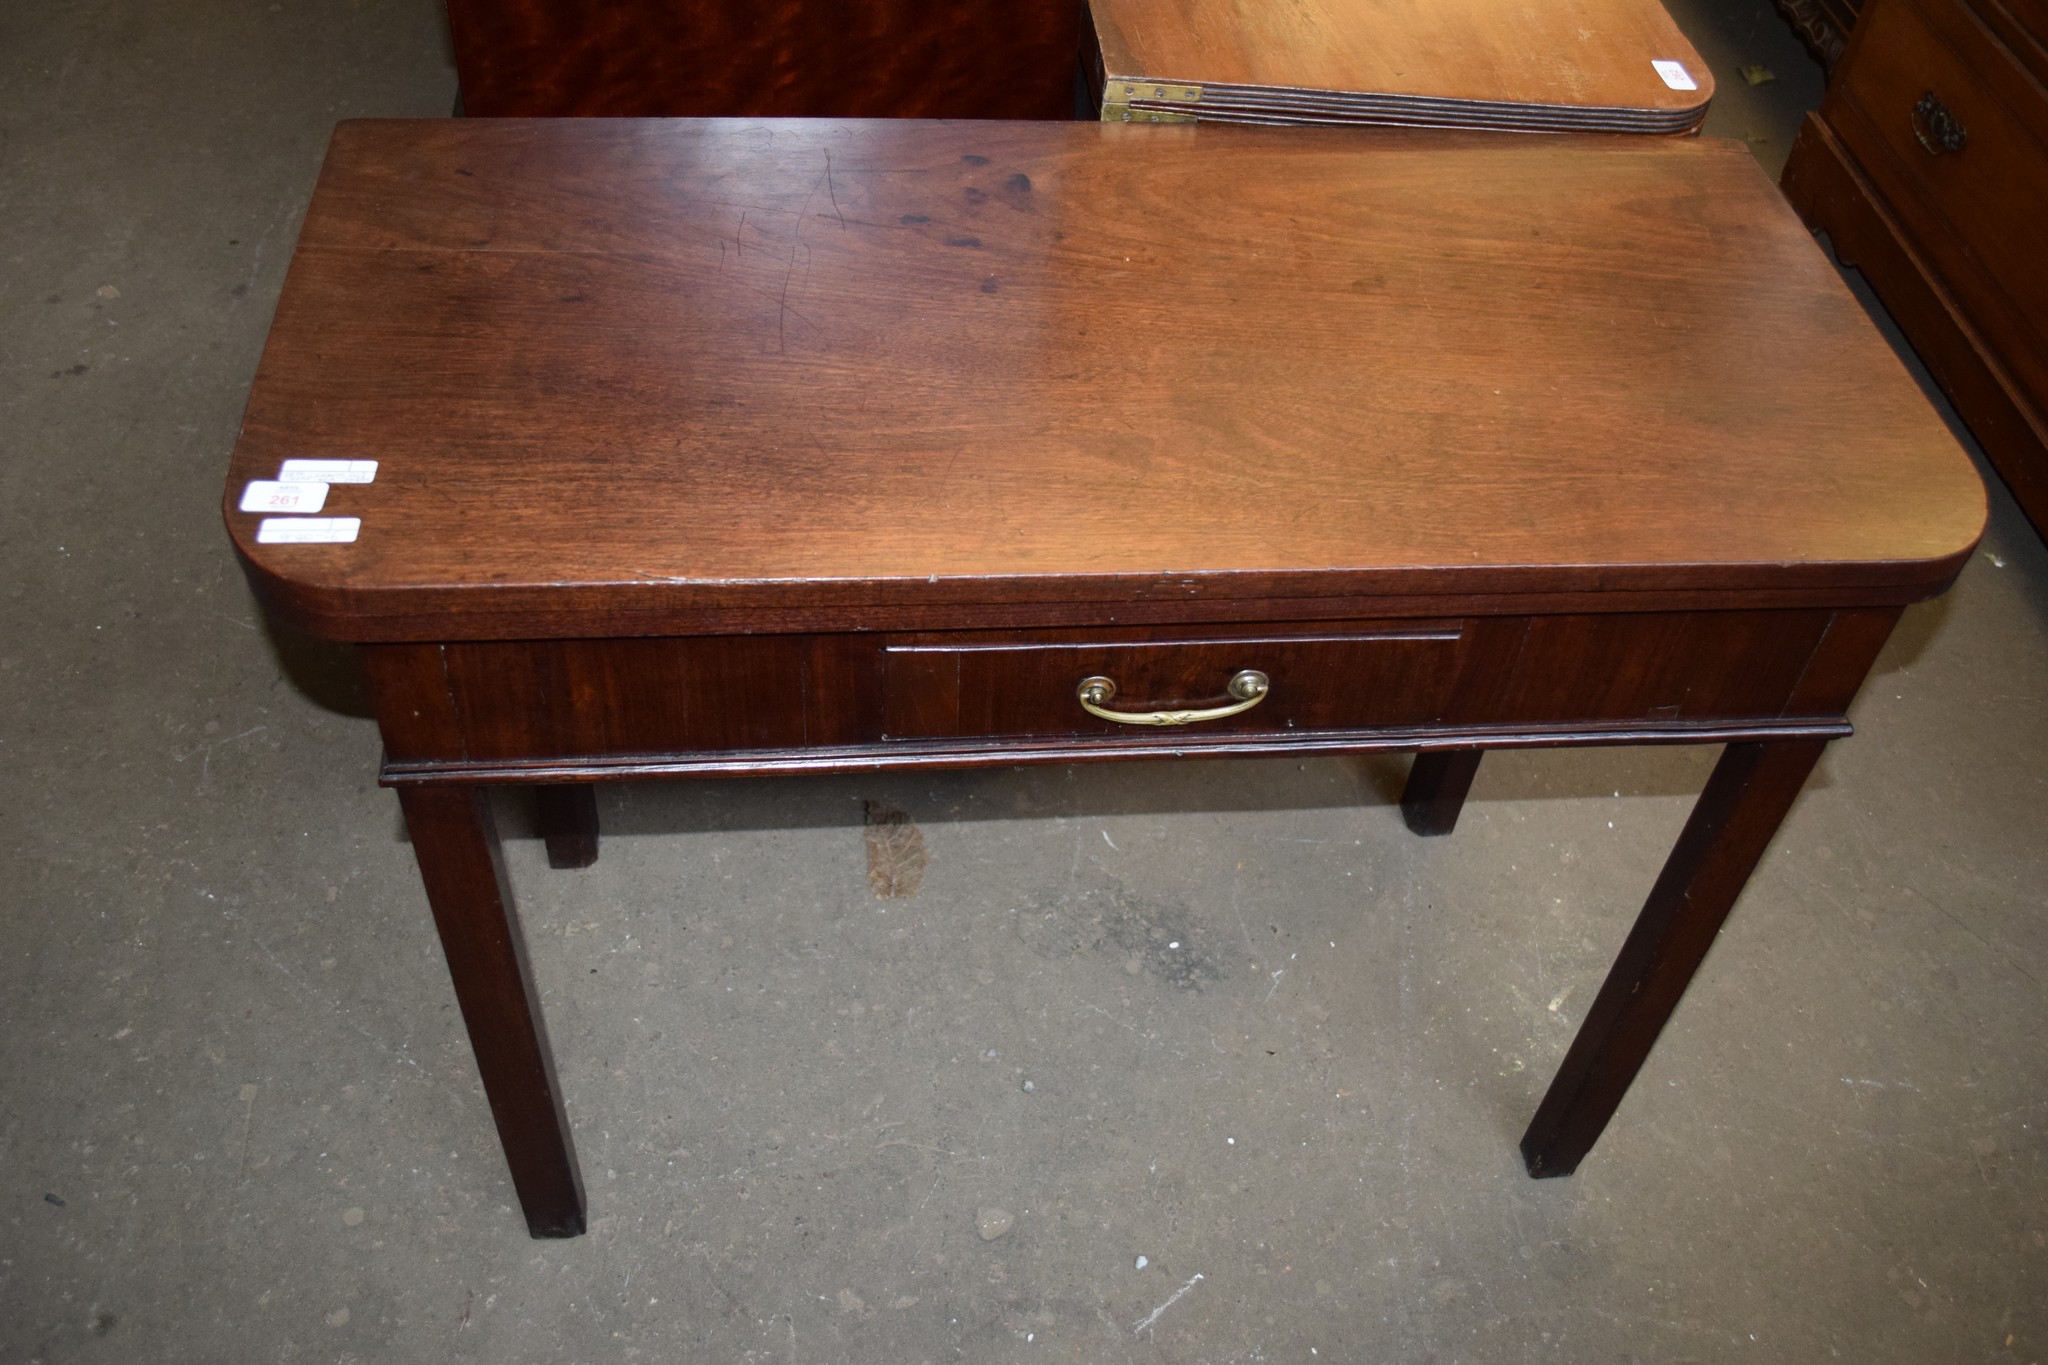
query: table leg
[
  {"left": 1520, "top": 737, "right": 1827, "bottom": 1177},
  {"left": 1401, "top": 750, "right": 1484, "bottom": 836},
  {"left": 536, "top": 784, "right": 601, "bottom": 869},
  {"left": 398, "top": 785, "right": 587, "bottom": 1236}
]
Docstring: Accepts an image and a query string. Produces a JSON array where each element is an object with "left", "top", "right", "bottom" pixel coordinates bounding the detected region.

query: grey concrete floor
[{"left": 3, "top": 1, "right": 2044, "bottom": 1361}]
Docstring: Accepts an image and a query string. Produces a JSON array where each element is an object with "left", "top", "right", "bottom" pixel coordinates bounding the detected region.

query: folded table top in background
[{"left": 1088, "top": 0, "right": 1716, "bottom": 132}]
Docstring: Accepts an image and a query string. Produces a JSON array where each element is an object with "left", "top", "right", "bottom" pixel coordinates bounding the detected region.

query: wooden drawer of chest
[
  {"left": 877, "top": 624, "right": 1464, "bottom": 740},
  {"left": 1825, "top": 0, "right": 2048, "bottom": 398}
]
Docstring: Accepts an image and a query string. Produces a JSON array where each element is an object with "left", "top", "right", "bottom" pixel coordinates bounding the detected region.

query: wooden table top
[
  {"left": 226, "top": 120, "right": 1982, "bottom": 641},
  {"left": 1090, "top": 0, "right": 1715, "bottom": 129}
]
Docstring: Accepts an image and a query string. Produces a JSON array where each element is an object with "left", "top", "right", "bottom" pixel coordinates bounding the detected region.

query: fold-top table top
[
  {"left": 1089, "top": 0, "right": 1715, "bottom": 131},
  {"left": 226, "top": 120, "right": 1982, "bottom": 641}
]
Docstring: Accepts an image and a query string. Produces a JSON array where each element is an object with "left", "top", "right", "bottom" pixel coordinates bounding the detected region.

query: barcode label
[
  {"left": 1652, "top": 60, "right": 1698, "bottom": 91},
  {"left": 278, "top": 459, "right": 378, "bottom": 484},
  {"left": 256, "top": 517, "right": 361, "bottom": 544}
]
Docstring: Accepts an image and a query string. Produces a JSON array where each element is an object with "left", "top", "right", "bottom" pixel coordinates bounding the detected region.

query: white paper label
[
  {"left": 240, "top": 480, "right": 329, "bottom": 513},
  {"left": 256, "top": 516, "right": 361, "bottom": 544},
  {"left": 1652, "top": 59, "right": 1698, "bottom": 91},
  {"left": 279, "top": 458, "right": 378, "bottom": 484}
]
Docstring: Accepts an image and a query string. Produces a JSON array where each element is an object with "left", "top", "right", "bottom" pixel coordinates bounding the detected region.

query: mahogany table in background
[
  {"left": 446, "top": 0, "right": 1081, "bottom": 119},
  {"left": 225, "top": 120, "right": 1983, "bottom": 1238}
]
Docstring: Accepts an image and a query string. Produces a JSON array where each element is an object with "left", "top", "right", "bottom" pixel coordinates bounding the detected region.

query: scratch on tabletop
[
  {"left": 778, "top": 173, "right": 825, "bottom": 352},
  {"left": 824, "top": 150, "right": 847, "bottom": 230}
]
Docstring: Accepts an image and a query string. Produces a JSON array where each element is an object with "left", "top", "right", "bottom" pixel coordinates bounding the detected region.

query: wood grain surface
[
  {"left": 1090, "top": 0, "right": 1714, "bottom": 124},
  {"left": 446, "top": 0, "right": 1080, "bottom": 119},
  {"left": 225, "top": 120, "right": 1982, "bottom": 640}
]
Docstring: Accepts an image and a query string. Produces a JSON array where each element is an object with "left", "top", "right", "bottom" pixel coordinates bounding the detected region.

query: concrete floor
[{"left": 3, "top": 1, "right": 2044, "bottom": 1361}]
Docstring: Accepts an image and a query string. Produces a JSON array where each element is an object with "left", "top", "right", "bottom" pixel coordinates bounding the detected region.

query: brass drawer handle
[
  {"left": 1076, "top": 669, "right": 1270, "bottom": 726},
  {"left": 1911, "top": 92, "right": 1967, "bottom": 156}
]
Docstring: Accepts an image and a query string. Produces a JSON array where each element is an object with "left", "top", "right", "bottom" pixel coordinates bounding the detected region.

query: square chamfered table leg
[
  {"left": 397, "top": 785, "right": 586, "bottom": 1237},
  {"left": 1520, "top": 737, "right": 1829, "bottom": 1177},
  {"left": 1400, "top": 749, "right": 1485, "bottom": 836},
  {"left": 536, "top": 784, "right": 601, "bottom": 869}
]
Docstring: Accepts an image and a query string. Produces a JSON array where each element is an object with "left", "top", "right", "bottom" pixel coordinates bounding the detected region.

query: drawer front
[
  {"left": 1828, "top": 0, "right": 2048, "bottom": 398},
  {"left": 878, "top": 626, "right": 1465, "bottom": 740},
  {"left": 431, "top": 626, "right": 1463, "bottom": 758}
]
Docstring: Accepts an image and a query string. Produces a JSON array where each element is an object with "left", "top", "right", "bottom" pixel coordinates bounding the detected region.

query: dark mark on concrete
[
  {"left": 44, "top": 1192, "right": 66, "bottom": 1206},
  {"left": 1014, "top": 884, "right": 1222, "bottom": 990},
  {"left": 863, "top": 800, "right": 927, "bottom": 899}
]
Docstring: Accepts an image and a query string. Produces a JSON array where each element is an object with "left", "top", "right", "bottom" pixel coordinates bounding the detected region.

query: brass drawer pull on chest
[
  {"left": 1911, "top": 92, "right": 1968, "bottom": 155},
  {"left": 1076, "top": 669, "right": 1270, "bottom": 726}
]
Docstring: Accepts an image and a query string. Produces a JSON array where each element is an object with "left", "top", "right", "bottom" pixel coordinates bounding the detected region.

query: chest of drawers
[{"left": 1783, "top": 0, "right": 2048, "bottom": 539}]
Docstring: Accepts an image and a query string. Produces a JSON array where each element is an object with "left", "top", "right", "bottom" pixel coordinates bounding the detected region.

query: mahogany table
[{"left": 225, "top": 119, "right": 1983, "bottom": 1238}]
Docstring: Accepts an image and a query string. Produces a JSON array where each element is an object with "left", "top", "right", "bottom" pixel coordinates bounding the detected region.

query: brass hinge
[{"left": 1099, "top": 79, "right": 1204, "bottom": 123}]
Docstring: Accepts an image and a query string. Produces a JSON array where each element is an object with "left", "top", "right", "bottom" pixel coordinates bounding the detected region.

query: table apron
[{"left": 364, "top": 608, "right": 1900, "bottom": 776}]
